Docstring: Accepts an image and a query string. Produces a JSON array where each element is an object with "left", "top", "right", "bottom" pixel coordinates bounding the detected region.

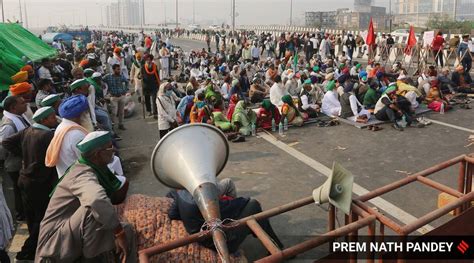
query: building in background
[
  {"left": 393, "top": 0, "right": 474, "bottom": 27},
  {"left": 354, "top": 0, "right": 374, "bottom": 13},
  {"left": 304, "top": 11, "right": 338, "bottom": 28},
  {"left": 106, "top": 0, "right": 142, "bottom": 26},
  {"left": 336, "top": 6, "right": 388, "bottom": 29}
]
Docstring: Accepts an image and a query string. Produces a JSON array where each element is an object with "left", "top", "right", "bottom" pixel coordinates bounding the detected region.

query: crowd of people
[{"left": 0, "top": 27, "right": 472, "bottom": 262}]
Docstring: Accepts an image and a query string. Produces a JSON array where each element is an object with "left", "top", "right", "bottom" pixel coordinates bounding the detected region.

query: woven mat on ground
[
  {"left": 337, "top": 106, "right": 432, "bottom": 129},
  {"left": 116, "top": 194, "right": 247, "bottom": 263}
]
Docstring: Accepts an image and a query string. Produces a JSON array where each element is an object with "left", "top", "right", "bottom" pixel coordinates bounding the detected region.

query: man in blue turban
[{"left": 45, "top": 95, "right": 93, "bottom": 178}]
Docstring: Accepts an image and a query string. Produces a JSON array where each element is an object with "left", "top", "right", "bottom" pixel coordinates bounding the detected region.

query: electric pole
[
  {"left": 290, "top": 0, "right": 293, "bottom": 26},
  {"left": 1, "top": 0, "right": 5, "bottom": 23},
  {"left": 193, "top": 0, "right": 195, "bottom": 24},
  {"left": 232, "top": 0, "right": 235, "bottom": 32},
  {"left": 24, "top": 0, "right": 28, "bottom": 28},
  {"left": 389, "top": 0, "right": 392, "bottom": 32},
  {"left": 141, "top": 0, "right": 145, "bottom": 28},
  {"left": 175, "top": 0, "right": 178, "bottom": 28},
  {"left": 18, "top": 0, "right": 23, "bottom": 25}
]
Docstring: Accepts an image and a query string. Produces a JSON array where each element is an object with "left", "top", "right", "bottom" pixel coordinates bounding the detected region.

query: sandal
[{"left": 372, "top": 126, "right": 383, "bottom": 131}]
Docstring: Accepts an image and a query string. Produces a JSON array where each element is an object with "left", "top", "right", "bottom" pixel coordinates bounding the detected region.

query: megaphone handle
[{"left": 212, "top": 229, "right": 231, "bottom": 263}]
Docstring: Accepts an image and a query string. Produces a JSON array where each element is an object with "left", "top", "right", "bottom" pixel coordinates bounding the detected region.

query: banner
[{"left": 423, "top": 31, "right": 435, "bottom": 48}]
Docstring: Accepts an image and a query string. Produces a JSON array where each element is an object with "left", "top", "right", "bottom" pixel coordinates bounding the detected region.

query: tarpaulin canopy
[{"left": 0, "top": 23, "right": 57, "bottom": 91}]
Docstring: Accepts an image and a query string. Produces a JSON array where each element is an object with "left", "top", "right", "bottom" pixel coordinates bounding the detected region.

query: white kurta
[
  {"left": 322, "top": 91, "right": 341, "bottom": 117},
  {"left": 269, "top": 83, "right": 288, "bottom": 107}
]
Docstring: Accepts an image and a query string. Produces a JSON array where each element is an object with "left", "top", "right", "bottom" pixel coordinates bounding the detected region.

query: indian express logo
[{"left": 332, "top": 241, "right": 454, "bottom": 253}]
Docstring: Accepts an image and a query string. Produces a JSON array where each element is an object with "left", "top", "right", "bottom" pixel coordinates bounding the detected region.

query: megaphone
[
  {"left": 312, "top": 162, "right": 354, "bottom": 214},
  {"left": 151, "top": 123, "right": 231, "bottom": 262}
]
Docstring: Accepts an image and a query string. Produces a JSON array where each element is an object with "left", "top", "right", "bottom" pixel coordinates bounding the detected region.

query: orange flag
[{"left": 404, "top": 26, "right": 417, "bottom": 55}]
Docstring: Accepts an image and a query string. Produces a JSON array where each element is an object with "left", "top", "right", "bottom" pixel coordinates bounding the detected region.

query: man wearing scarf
[
  {"left": 2, "top": 107, "right": 58, "bottom": 261},
  {"left": 45, "top": 95, "right": 92, "bottom": 178},
  {"left": 0, "top": 96, "right": 29, "bottom": 221},
  {"left": 36, "top": 131, "right": 134, "bottom": 262},
  {"left": 9, "top": 82, "right": 35, "bottom": 123},
  {"left": 141, "top": 54, "right": 160, "bottom": 118}
]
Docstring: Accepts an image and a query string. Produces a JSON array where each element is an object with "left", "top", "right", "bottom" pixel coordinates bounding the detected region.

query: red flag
[
  {"left": 366, "top": 18, "right": 375, "bottom": 46},
  {"left": 404, "top": 26, "right": 417, "bottom": 55}
]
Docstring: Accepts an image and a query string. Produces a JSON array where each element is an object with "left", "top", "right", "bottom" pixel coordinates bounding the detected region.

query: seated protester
[
  {"left": 437, "top": 67, "right": 456, "bottom": 95},
  {"left": 35, "top": 79, "right": 54, "bottom": 108},
  {"left": 285, "top": 73, "right": 300, "bottom": 97},
  {"left": 176, "top": 87, "right": 195, "bottom": 124},
  {"left": 426, "top": 86, "right": 450, "bottom": 112},
  {"left": 220, "top": 75, "right": 232, "bottom": 101},
  {"left": 339, "top": 82, "right": 371, "bottom": 122},
  {"left": 249, "top": 81, "right": 267, "bottom": 104},
  {"left": 354, "top": 76, "right": 369, "bottom": 102},
  {"left": 231, "top": 101, "right": 257, "bottom": 136},
  {"left": 257, "top": 99, "right": 281, "bottom": 129},
  {"left": 396, "top": 75, "right": 422, "bottom": 110},
  {"left": 226, "top": 94, "right": 239, "bottom": 121},
  {"left": 36, "top": 131, "right": 134, "bottom": 263},
  {"left": 204, "top": 81, "right": 223, "bottom": 111},
  {"left": 321, "top": 80, "right": 341, "bottom": 117},
  {"left": 298, "top": 79, "right": 320, "bottom": 118},
  {"left": 374, "top": 86, "right": 411, "bottom": 131},
  {"left": 239, "top": 69, "right": 251, "bottom": 96},
  {"left": 230, "top": 79, "right": 245, "bottom": 100},
  {"left": 363, "top": 81, "right": 380, "bottom": 110},
  {"left": 167, "top": 178, "right": 284, "bottom": 253},
  {"left": 350, "top": 63, "right": 362, "bottom": 78},
  {"left": 269, "top": 75, "right": 288, "bottom": 107},
  {"left": 190, "top": 93, "right": 211, "bottom": 124},
  {"left": 322, "top": 72, "right": 335, "bottom": 92},
  {"left": 209, "top": 100, "right": 234, "bottom": 132},
  {"left": 281, "top": 95, "right": 304, "bottom": 126},
  {"left": 451, "top": 65, "right": 474, "bottom": 93}
]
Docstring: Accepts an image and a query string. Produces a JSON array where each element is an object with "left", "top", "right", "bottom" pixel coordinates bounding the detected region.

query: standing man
[
  {"left": 2, "top": 107, "right": 58, "bottom": 261},
  {"left": 142, "top": 55, "right": 160, "bottom": 119},
  {"left": 37, "top": 131, "right": 134, "bottom": 262},
  {"left": 458, "top": 35, "right": 472, "bottom": 73},
  {"left": 0, "top": 96, "right": 29, "bottom": 221},
  {"left": 38, "top": 58, "right": 53, "bottom": 80},
  {"left": 251, "top": 42, "right": 260, "bottom": 63},
  {"left": 102, "top": 64, "right": 129, "bottom": 131}
]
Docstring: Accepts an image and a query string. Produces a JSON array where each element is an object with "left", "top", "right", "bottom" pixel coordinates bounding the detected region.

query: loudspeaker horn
[
  {"left": 312, "top": 162, "right": 354, "bottom": 214},
  {"left": 151, "top": 123, "right": 231, "bottom": 262}
]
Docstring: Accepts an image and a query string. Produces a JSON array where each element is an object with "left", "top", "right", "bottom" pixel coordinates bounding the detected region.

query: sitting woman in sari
[
  {"left": 257, "top": 99, "right": 281, "bottom": 129},
  {"left": 226, "top": 94, "right": 240, "bottom": 120},
  {"left": 281, "top": 95, "right": 304, "bottom": 127},
  {"left": 232, "top": 100, "right": 257, "bottom": 136},
  {"left": 190, "top": 93, "right": 212, "bottom": 124},
  {"left": 426, "top": 86, "right": 450, "bottom": 112}
]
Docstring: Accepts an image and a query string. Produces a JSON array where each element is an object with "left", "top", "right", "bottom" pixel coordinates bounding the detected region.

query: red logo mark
[{"left": 457, "top": 240, "right": 469, "bottom": 254}]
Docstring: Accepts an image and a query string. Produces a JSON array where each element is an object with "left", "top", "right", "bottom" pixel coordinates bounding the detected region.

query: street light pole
[
  {"left": 232, "top": 0, "right": 235, "bottom": 31},
  {"left": 18, "top": 0, "right": 23, "bottom": 25},
  {"left": 1, "top": 0, "right": 5, "bottom": 23},
  {"left": 175, "top": 0, "right": 178, "bottom": 28},
  {"left": 290, "top": 0, "right": 293, "bottom": 26},
  {"left": 389, "top": 0, "right": 392, "bottom": 32},
  {"left": 193, "top": 0, "right": 195, "bottom": 24}
]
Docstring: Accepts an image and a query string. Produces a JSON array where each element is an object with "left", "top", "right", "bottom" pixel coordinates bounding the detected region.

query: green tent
[{"left": 0, "top": 23, "right": 57, "bottom": 91}]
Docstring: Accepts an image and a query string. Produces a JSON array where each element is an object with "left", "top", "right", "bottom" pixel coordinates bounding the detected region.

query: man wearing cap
[
  {"left": 2, "top": 107, "right": 58, "bottom": 261},
  {"left": 322, "top": 80, "right": 341, "bottom": 117},
  {"left": 103, "top": 64, "right": 130, "bottom": 130},
  {"left": 0, "top": 96, "right": 30, "bottom": 221},
  {"left": 299, "top": 79, "right": 321, "bottom": 118},
  {"left": 41, "top": 94, "right": 62, "bottom": 113},
  {"left": 37, "top": 131, "right": 134, "bottom": 263},
  {"left": 285, "top": 73, "right": 300, "bottom": 97},
  {"left": 374, "top": 86, "right": 407, "bottom": 131}
]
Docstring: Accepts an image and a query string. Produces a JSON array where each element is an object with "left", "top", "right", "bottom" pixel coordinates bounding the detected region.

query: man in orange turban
[
  {"left": 11, "top": 71, "right": 28, "bottom": 84},
  {"left": 10, "top": 82, "right": 32, "bottom": 96},
  {"left": 21, "top": 65, "right": 35, "bottom": 80}
]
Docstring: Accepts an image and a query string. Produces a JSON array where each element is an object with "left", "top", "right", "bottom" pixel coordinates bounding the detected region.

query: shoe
[
  {"left": 16, "top": 213, "right": 25, "bottom": 221},
  {"left": 118, "top": 125, "right": 126, "bottom": 130},
  {"left": 16, "top": 251, "right": 35, "bottom": 260},
  {"left": 392, "top": 124, "right": 404, "bottom": 131},
  {"left": 113, "top": 134, "right": 122, "bottom": 141}
]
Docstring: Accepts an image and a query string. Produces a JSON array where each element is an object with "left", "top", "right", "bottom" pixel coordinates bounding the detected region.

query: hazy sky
[{"left": 2, "top": 0, "right": 388, "bottom": 28}]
